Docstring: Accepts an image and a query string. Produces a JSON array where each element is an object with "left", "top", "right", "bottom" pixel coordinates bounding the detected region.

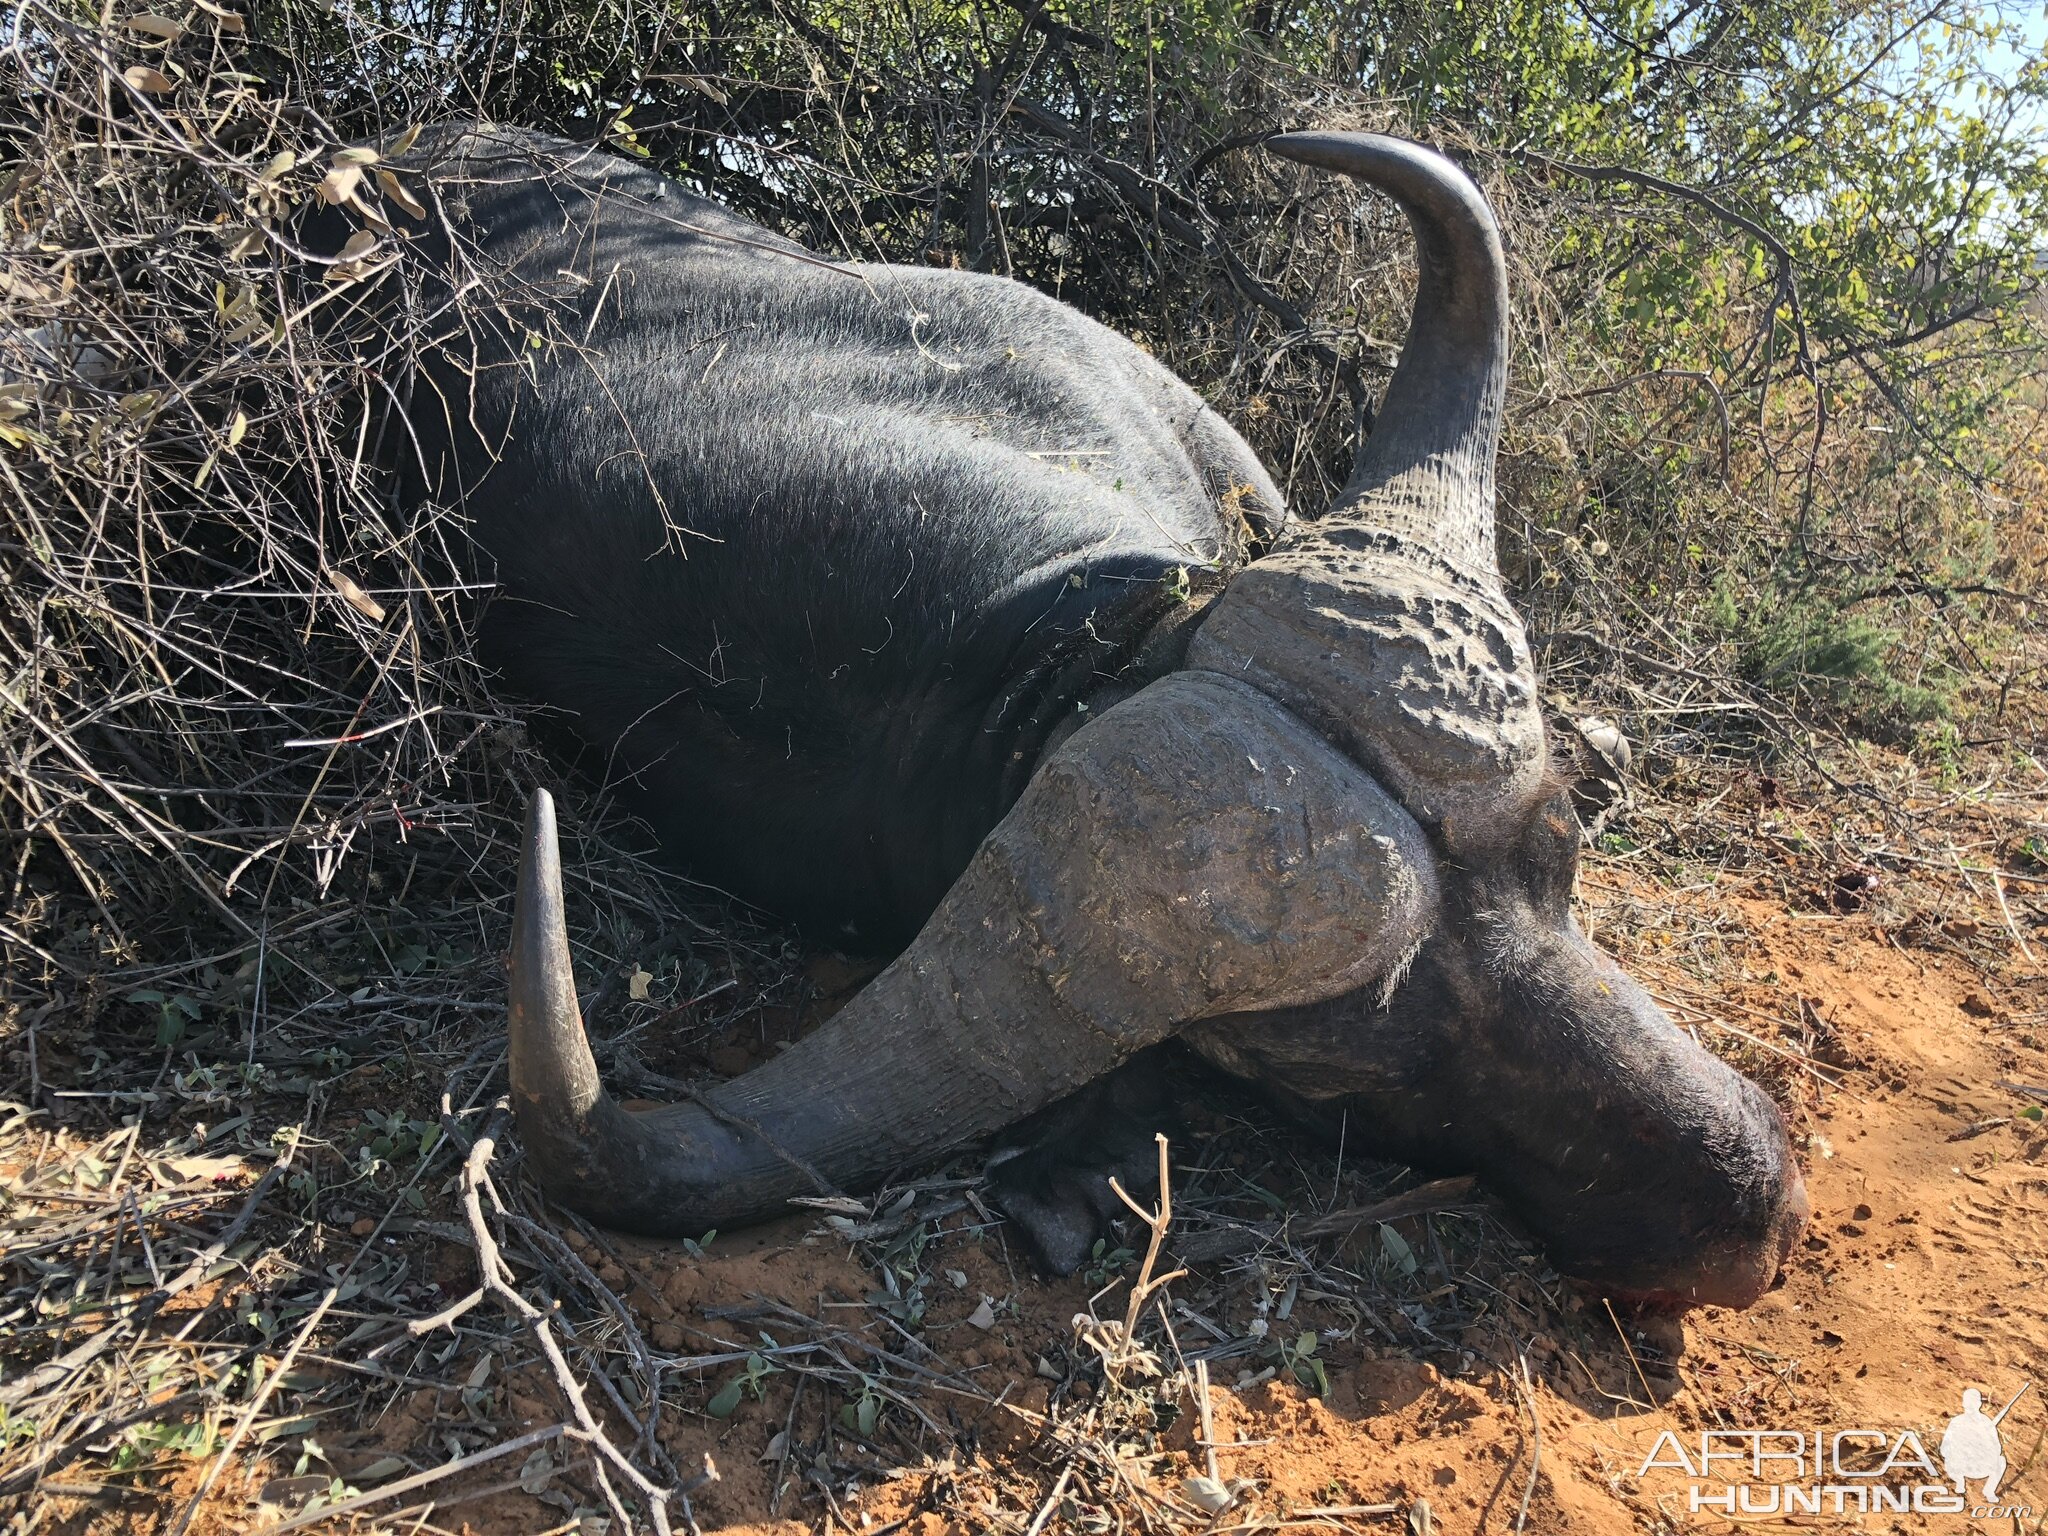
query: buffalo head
[{"left": 505, "top": 131, "right": 1808, "bottom": 1309}]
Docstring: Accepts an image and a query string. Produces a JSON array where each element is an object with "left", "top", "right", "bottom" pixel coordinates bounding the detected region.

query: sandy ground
[
  {"left": 439, "top": 892, "right": 2046, "bottom": 1535},
  {"left": 29, "top": 885, "right": 2047, "bottom": 1536}
]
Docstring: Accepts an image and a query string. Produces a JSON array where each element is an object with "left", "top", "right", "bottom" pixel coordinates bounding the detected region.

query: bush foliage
[{"left": 1, "top": 0, "right": 2044, "bottom": 1013}]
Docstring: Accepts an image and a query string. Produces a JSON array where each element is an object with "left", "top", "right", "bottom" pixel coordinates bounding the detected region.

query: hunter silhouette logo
[
  {"left": 1636, "top": 1379, "right": 2034, "bottom": 1518},
  {"left": 1942, "top": 1384, "right": 2028, "bottom": 1503}
]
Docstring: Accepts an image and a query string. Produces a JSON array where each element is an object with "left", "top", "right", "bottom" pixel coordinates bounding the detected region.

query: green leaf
[
  {"left": 706, "top": 1379, "right": 745, "bottom": 1418},
  {"left": 1297, "top": 1353, "right": 1332, "bottom": 1398}
]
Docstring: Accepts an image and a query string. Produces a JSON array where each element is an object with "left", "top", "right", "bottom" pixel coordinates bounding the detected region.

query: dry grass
[
  {"left": 0, "top": 10, "right": 805, "bottom": 1521},
  {"left": 3, "top": 752, "right": 2038, "bottom": 1533}
]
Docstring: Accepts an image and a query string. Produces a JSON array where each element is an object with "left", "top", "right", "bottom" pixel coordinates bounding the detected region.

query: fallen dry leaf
[
  {"left": 326, "top": 567, "right": 387, "bottom": 622},
  {"left": 162, "top": 1153, "right": 251, "bottom": 1183},
  {"left": 317, "top": 165, "right": 363, "bottom": 205},
  {"left": 124, "top": 13, "right": 184, "bottom": 40}
]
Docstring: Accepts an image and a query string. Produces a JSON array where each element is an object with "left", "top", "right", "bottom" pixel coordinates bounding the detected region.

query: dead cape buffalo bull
[{"left": 359, "top": 124, "right": 1809, "bottom": 1308}]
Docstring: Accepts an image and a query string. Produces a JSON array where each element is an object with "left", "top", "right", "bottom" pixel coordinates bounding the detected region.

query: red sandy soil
[
  {"left": 52, "top": 888, "right": 2048, "bottom": 1536},
  {"left": 479, "top": 894, "right": 2044, "bottom": 1534}
]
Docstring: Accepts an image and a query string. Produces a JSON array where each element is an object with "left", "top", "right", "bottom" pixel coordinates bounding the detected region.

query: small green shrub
[{"left": 1710, "top": 579, "right": 1952, "bottom": 735}]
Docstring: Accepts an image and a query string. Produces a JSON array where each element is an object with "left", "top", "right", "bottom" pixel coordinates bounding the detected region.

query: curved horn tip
[
  {"left": 1263, "top": 131, "right": 1491, "bottom": 214},
  {"left": 1265, "top": 128, "right": 1444, "bottom": 168},
  {"left": 1254, "top": 125, "right": 1511, "bottom": 585},
  {"left": 1264, "top": 127, "right": 1406, "bottom": 165},
  {"left": 516, "top": 785, "right": 568, "bottom": 957}
]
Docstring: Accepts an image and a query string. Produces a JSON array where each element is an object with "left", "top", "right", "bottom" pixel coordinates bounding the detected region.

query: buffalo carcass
[{"left": 358, "top": 126, "right": 1808, "bottom": 1308}]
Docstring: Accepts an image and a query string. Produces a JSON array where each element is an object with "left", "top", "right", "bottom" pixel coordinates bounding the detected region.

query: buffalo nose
[
  {"left": 1619, "top": 1143, "right": 1811, "bottom": 1312},
  {"left": 1773, "top": 1162, "right": 1812, "bottom": 1270},
  {"left": 1717, "top": 1085, "right": 1812, "bottom": 1308},
  {"left": 1696, "top": 1157, "right": 1810, "bottom": 1310}
]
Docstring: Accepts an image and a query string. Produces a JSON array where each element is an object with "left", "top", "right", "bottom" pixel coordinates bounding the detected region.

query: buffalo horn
[
  {"left": 1265, "top": 131, "right": 1509, "bottom": 585},
  {"left": 507, "top": 673, "right": 1435, "bottom": 1234},
  {"left": 1187, "top": 131, "right": 1547, "bottom": 846}
]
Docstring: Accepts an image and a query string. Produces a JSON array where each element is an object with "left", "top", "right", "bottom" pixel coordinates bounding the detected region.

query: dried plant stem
[
  {"left": 432, "top": 1108, "right": 712, "bottom": 1536},
  {"left": 1194, "top": 1357, "right": 1221, "bottom": 1484},
  {"left": 1107, "top": 1132, "right": 1187, "bottom": 1367},
  {"left": 1511, "top": 1352, "right": 1543, "bottom": 1532},
  {"left": 0, "top": 1134, "right": 299, "bottom": 1414},
  {"left": 1990, "top": 871, "right": 2042, "bottom": 972},
  {"left": 166, "top": 1246, "right": 348, "bottom": 1536},
  {"left": 267, "top": 1422, "right": 571, "bottom": 1535},
  {"left": 1022, "top": 1463, "right": 1075, "bottom": 1536}
]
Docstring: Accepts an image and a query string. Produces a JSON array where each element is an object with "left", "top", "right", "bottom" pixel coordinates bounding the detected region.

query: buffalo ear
[{"left": 985, "top": 1052, "right": 1179, "bottom": 1275}]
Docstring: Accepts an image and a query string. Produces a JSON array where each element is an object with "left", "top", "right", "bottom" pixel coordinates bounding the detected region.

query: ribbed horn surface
[{"left": 1186, "top": 131, "right": 1547, "bottom": 850}]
